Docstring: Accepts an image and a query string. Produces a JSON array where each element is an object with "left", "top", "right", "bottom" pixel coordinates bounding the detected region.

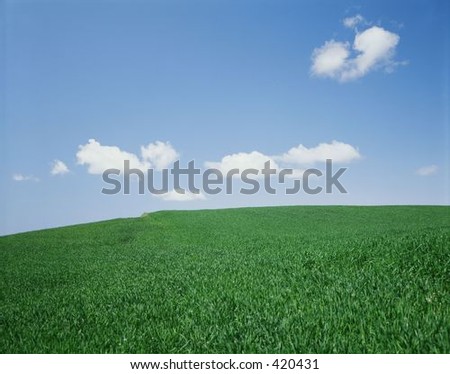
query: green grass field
[{"left": 1, "top": 206, "right": 449, "bottom": 353}]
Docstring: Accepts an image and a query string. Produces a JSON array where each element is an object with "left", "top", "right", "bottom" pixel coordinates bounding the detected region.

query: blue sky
[{"left": 1, "top": 0, "right": 449, "bottom": 235}]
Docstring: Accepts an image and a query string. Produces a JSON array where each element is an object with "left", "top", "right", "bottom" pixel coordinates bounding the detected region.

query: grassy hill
[{"left": 1, "top": 206, "right": 449, "bottom": 353}]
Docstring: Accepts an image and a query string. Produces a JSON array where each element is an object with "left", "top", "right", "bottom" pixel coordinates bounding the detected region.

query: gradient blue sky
[{"left": 1, "top": 0, "right": 449, "bottom": 235}]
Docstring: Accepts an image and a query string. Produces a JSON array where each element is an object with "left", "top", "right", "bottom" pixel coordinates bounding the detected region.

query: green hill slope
[{"left": 1, "top": 206, "right": 449, "bottom": 353}]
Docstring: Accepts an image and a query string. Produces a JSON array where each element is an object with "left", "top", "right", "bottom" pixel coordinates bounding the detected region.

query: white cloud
[
  {"left": 343, "top": 14, "right": 365, "bottom": 29},
  {"left": 311, "top": 40, "right": 350, "bottom": 79},
  {"left": 12, "top": 174, "right": 39, "bottom": 182},
  {"left": 141, "top": 141, "right": 179, "bottom": 170},
  {"left": 415, "top": 165, "right": 438, "bottom": 176},
  {"left": 158, "top": 189, "right": 206, "bottom": 202},
  {"left": 206, "top": 141, "right": 360, "bottom": 174},
  {"left": 76, "top": 139, "right": 179, "bottom": 175},
  {"left": 50, "top": 160, "right": 69, "bottom": 175},
  {"left": 276, "top": 140, "right": 361, "bottom": 165},
  {"left": 311, "top": 19, "right": 403, "bottom": 82},
  {"left": 205, "top": 151, "right": 279, "bottom": 175},
  {"left": 342, "top": 26, "right": 400, "bottom": 81},
  {"left": 77, "top": 139, "right": 149, "bottom": 174}
]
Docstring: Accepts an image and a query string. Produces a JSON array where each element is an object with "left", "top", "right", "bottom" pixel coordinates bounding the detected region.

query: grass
[{"left": 0, "top": 206, "right": 449, "bottom": 353}]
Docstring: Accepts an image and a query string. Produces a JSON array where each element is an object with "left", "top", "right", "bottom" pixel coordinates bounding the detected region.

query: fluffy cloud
[
  {"left": 415, "top": 165, "right": 438, "bottom": 176},
  {"left": 76, "top": 139, "right": 178, "bottom": 174},
  {"left": 12, "top": 174, "right": 39, "bottom": 182},
  {"left": 206, "top": 141, "right": 360, "bottom": 172},
  {"left": 342, "top": 26, "right": 400, "bottom": 81},
  {"left": 205, "top": 151, "right": 279, "bottom": 174},
  {"left": 311, "top": 41, "right": 350, "bottom": 79},
  {"left": 311, "top": 17, "right": 403, "bottom": 82},
  {"left": 77, "top": 139, "right": 148, "bottom": 174},
  {"left": 158, "top": 189, "right": 206, "bottom": 202},
  {"left": 141, "top": 141, "right": 179, "bottom": 170},
  {"left": 276, "top": 140, "right": 361, "bottom": 165},
  {"left": 50, "top": 160, "right": 69, "bottom": 175}
]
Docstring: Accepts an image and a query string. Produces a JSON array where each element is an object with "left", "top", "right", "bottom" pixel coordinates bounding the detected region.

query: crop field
[{"left": 0, "top": 206, "right": 449, "bottom": 353}]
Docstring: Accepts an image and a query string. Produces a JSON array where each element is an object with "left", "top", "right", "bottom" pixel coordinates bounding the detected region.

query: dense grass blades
[{"left": 1, "top": 206, "right": 449, "bottom": 353}]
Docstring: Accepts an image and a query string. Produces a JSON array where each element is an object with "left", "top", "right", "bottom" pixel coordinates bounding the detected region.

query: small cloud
[
  {"left": 343, "top": 14, "right": 365, "bottom": 29},
  {"left": 311, "top": 40, "right": 350, "bottom": 79},
  {"left": 205, "top": 141, "right": 361, "bottom": 173},
  {"left": 12, "top": 173, "right": 39, "bottom": 182},
  {"left": 275, "top": 140, "right": 361, "bottom": 166},
  {"left": 76, "top": 139, "right": 179, "bottom": 175},
  {"left": 415, "top": 165, "right": 438, "bottom": 176},
  {"left": 311, "top": 16, "right": 405, "bottom": 82},
  {"left": 205, "top": 151, "right": 279, "bottom": 175},
  {"left": 159, "top": 189, "right": 206, "bottom": 202},
  {"left": 141, "top": 141, "right": 179, "bottom": 171},
  {"left": 77, "top": 139, "right": 149, "bottom": 175},
  {"left": 50, "top": 160, "right": 69, "bottom": 175}
]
